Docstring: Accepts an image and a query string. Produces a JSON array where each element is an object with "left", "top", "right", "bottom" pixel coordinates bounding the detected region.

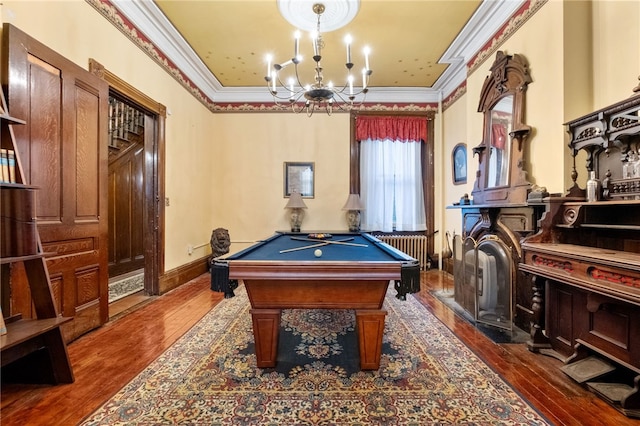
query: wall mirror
[
  {"left": 487, "top": 95, "right": 513, "bottom": 188},
  {"left": 472, "top": 51, "right": 532, "bottom": 205}
]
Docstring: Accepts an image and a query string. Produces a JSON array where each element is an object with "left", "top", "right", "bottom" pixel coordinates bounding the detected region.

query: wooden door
[
  {"left": 108, "top": 138, "right": 145, "bottom": 277},
  {"left": 3, "top": 24, "right": 109, "bottom": 341}
]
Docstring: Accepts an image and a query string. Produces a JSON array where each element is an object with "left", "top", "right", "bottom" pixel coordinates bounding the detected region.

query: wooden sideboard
[{"left": 520, "top": 84, "right": 640, "bottom": 418}]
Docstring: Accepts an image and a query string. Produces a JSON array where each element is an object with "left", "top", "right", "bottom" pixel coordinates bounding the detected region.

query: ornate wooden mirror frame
[{"left": 471, "top": 51, "right": 533, "bottom": 205}]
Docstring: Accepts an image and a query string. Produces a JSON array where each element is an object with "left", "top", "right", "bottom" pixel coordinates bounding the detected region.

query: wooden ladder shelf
[{"left": 0, "top": 87, "right": 74, "bottom": 384}]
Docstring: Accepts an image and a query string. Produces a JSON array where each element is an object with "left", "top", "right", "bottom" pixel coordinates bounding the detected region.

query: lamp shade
[
  {"left": 342, "top": 193, "right": 364, "bottom": 211},
  {"left": 285, "top": 191, "right": 307, "bottom": 209}
]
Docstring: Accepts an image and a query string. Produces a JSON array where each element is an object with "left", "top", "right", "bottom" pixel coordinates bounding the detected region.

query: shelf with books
[{"left": 0, "top": 148, "right": 17, "bottom": 183}]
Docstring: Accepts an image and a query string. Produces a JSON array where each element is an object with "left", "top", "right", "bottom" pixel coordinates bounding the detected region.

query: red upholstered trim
[
  {"left": 356, "top": 116, "right": 427, "bottom": 142},
  {"left": 356, "top": 116, "right": 427, "bottom": 141}
]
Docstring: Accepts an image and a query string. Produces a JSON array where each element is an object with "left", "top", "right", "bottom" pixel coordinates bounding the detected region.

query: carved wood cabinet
[
  {"left": 454, "top": 204, "right": 543, "bottom": 333},
  {"left": 520, "top": 83, "right": 640, "bottom": 418},
  {"left": 451, "top": 51, "right": 541, "bottom": 336}
]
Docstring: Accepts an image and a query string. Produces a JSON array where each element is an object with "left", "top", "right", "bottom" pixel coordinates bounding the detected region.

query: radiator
[{"left": 373, "top": 234, "right": 430, "bottom": 270}]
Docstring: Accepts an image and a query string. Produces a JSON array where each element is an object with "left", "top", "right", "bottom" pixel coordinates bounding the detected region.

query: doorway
[
  {"left": 107, "top": 95, "right": 146, "bottom": 312},
  {"left": 89, "top": 59, "right": 166, "bottom": 317}
]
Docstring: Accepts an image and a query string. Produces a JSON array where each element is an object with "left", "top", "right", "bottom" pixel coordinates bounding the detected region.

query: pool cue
[
  {"left": 280, "top": 237, "right": 359, "bottom": 254},
  {"left": 290, "top": 237, "right": 368, "bottom": 247},
  {"left": 279, "top": 241, "right": 330, "bottom": 253}
]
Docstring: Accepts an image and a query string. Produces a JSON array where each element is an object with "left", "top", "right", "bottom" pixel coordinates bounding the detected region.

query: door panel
[
  {"left": 29, "top": 55, "right": 62, "bottom": 222},
  {"left": 3, "top": 24, "right": 109, "bottom": 341},
  {"left": 108, "top": 142, "right": 145, "bottom": 276},
  {"left": 75, "top": 86, "right": 101, "bottom": 221}
]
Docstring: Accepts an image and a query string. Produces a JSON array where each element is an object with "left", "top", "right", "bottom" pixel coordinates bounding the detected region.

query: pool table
[{"left": 222, "top": 231, "right": 419, "bottom": 370}]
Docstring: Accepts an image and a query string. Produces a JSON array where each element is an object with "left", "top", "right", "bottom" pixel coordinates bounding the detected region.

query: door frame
[{"left": 89, "top": 59, "right": 165, "bottom": 295}]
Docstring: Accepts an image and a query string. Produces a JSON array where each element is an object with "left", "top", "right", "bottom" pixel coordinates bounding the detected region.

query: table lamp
[
  {"left": 342, "top": 193, "right": 364, "bottom": 232},
  {"left": 285, "top": 191, "right": 307, "bottom": 232}
]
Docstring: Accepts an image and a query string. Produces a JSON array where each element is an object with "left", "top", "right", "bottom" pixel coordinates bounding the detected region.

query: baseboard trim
[{"left": 159, "top": 256, "right": 208, "bottom": 294}]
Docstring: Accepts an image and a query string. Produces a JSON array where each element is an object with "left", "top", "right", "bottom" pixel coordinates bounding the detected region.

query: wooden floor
[{"left": 1, "top": 271, "right": 636, "bottom": 425}]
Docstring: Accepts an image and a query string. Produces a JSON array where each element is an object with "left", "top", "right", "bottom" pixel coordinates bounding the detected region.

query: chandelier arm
[
  {"left": 269, "top": 85, "right": 306, "bottom": 104},
  {"left": 331, "top": 91, "right": 353, "bottom": 106},
  {"left": 332, "top": 84, "right": 366, "bottom": 98},
  {"left": 270, "top": 90, "right": 298, "bottom": 101},
  {"left": 292, "top": 91, "right": 307, "bottom": 104},
  {"left": 293, "top": 63, "right": 307, "bottom": 90},
  {"left": 331, "top": 89, "right": 368, "bottom": 108},
  {"left": 268, "top": 72, "right": 304, "bottom": 101}
]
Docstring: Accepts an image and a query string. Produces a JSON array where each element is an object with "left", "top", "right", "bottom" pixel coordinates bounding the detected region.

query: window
[
  {"left": 360, "top": 138, "right": 426, "bottom": 231},
  {"left": 350, "top": 114, "right": 432, "bottom": 233}
]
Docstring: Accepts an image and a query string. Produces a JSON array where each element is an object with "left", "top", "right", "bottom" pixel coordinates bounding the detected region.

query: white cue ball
[{"left": 314, "top": 249, "right": 323, "bottom": 257}]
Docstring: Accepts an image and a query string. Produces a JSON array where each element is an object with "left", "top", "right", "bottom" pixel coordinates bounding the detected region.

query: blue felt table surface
[{"left": 227, "top": 232, "right": 412, "bottom": 262}]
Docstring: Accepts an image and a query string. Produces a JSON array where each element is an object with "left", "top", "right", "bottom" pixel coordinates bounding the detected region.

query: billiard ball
[{"left": 314, "top": 249, "right": 323, "bottom": 257}]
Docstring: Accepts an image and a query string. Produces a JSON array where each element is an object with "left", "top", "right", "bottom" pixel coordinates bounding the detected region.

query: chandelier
[{"left": 265, "top": 2, "right": 372, "bottom": 116}]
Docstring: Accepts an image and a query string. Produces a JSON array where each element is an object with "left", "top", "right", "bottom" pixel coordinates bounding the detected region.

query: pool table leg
[
  {"left": 249, "top": 309, "right": 281, "bottom": 368},
  {"left": 356, "top": 309, "right": 388, "bottom": 370}
]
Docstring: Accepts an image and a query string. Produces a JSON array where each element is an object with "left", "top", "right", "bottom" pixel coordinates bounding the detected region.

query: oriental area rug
[{"left": 81, "top": 284, "right": 550, "bottom": 425}]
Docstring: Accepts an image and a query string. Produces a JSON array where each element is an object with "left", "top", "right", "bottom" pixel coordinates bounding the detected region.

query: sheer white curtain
[{"left": 360, "top": 137, "right": 426, "bottom": 232}]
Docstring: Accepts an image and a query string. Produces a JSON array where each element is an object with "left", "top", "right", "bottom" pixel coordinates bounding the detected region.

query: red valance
[{"left": 356, "top": 116, "right": 427, "bottom": 142}]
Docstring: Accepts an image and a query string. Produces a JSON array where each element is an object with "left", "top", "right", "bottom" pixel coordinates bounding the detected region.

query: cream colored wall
[
  {"left": 4, "top": 0, "right": 638, "bottom": 272},
  {"left": 440, "top": 0, "right": 640, "bottom": 250},
  {"left": 441, "top": 93, "right": 470, "bottom": 240},
  {"left": 1, "top": 0, "right": 217, "bottom": 271},
  {"left": 210, "top": 112, "right": 352, "bottom": 253},
  {"left": 592, "top": 0, "right": 640, "bottom": 108}
]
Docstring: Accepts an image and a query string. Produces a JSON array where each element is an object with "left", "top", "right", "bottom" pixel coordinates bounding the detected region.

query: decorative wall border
[
  {"left": 467, "top": 0, "right": 548, "bottom": 76},
  {"left": 209, "top": 102, "right": 439, "bottom": 113},
  {"left": 87, "top": 0, "right": 545, "bottom": 114},
  {"left": 87, "top": 0, "right": 217, "bottom": 111},
  {"left": 443, "top": 0, "right": 546, "bottom": 111},
  {"left": 442, "top": 81, "right": 466, "bottom": 112}
]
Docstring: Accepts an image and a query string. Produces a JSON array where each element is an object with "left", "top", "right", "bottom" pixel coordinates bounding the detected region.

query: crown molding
[
  {"left": 111, "top": 0, "right": 223, "bottom": 101},
  {"left": 109, "top": 0, "right": 527, "bottom": 107}
]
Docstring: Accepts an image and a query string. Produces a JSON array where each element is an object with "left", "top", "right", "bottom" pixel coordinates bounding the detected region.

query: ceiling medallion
[{"left": 277, "top": 0, "right": 360, "bottom": 32}]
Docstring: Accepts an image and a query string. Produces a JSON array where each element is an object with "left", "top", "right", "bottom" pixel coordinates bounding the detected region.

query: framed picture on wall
[
  {"left": 452, "top": 143, "right": 467, "bottom": 185},
  {"left": 284, "top": 162, "right": 315, "bottom": 198}
]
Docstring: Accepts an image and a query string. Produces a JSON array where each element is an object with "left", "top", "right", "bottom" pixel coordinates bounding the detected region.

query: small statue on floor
[
  {"left": 209, "top": 227, "right": 238, "bottom": 298},
  {"left": 210, "top": 227, "right": 231, "bottom": 260}
]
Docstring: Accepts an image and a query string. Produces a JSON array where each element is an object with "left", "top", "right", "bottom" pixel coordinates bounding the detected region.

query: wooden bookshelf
[{"left": 0, "top": 87, "right": 74, "bottom": 384}]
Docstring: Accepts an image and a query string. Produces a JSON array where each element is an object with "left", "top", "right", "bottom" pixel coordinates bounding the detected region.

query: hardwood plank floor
[{"left": 1, "top": 271, "right": 636, "bottom": 425}]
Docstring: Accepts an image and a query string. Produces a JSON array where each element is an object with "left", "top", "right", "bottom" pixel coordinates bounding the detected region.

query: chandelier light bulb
[
  {"left": 266, "top": 54, "right": 272, "bottom": 78},
  {"left": 363, "top": 46, "right": 371, "bottom": 71},
  {"left": 311, "top": 30, "right": 319, "bottom": 57},
  {"left": 288, "top": 77, "right": 295, "bottom": 97},
  {"left": 344, "top": 34, "right": 352, "bottom": 64},
  {"left": 294, "top": 31, "right": 301, "bottom": 58}
]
